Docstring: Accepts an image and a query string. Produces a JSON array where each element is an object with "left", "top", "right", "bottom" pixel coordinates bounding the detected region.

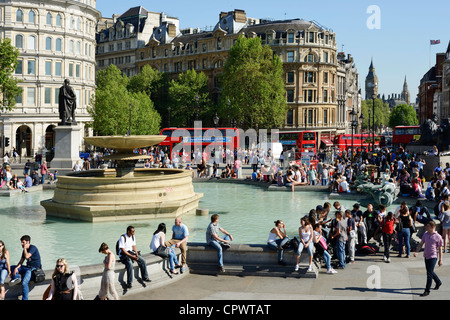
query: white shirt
[
  {"left": 150, "top": 231, "right": 164, "bottom": 252},
  {"left": 118, "top": 233, "right": 136, "bottom": 256}
]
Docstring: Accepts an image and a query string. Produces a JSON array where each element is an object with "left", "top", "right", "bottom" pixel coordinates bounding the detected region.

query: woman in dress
[{"left": 98, "top": 242, "right": 119, "bottom": 300}]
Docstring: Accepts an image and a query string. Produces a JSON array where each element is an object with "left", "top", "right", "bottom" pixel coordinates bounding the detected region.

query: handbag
[
  {"left": 319, "top": 236, "right": 328, "bottom": 250},
  {"left": 32, "top": 268, "right": 46, "bottom": 283},
  {"left": 156, "top": 246, "right": 171, "bottom": 259}
]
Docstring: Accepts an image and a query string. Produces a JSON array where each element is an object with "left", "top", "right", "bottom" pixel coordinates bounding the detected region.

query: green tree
[
  {"left": 128, "top": 65, "right": 170, "bottom": 124},
  {"left": 168, "top": 69, "right": 211, "bottom": 127},
  {"left": 361, "top": 99, "right": 390, "bottom": 130},
  {"left": 88, "top": 65, "right": 161, "bottom": 136},
  {"left": 0, "top": 38, "right": 22, "bottom": 112},
  {"left": 219, "top": 35, "right": 287, "bottom": 129},
  {"left": 388, "top": 104, "right": 418, "bottom": 128}
]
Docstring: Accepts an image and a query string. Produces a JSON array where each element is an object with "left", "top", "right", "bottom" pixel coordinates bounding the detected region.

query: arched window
[
  {"left": 304, "top": 53, "right": 317, "bottom": 63},
  {"left": 16, "top": 9, "right": 23, "bottom": 22},
  {"left": 69, "top": 40, "right": 74, "bottom": 53},
  {"left": 27, "top": 35, "right": 36, "bottom": 50},
  {"left": 56, "top": 14, "right": 62, "bottom": 26},
  {"left": 15, "top": 34, "right": 23, "bottom": 48},
  {"left": 28, "top": 10, "right": 35, "bottom": 23},
  {"left": 46, "top": 37, "right": 52, "bottom": 50},
  {"left": 56, "top": 38, "right": 62, "bottom": 51},
  {"left": 46, "top": 12, "right": 52, "bottom": 25},
  {"left": 76, "top": 41, "right": 81, "bottom": 54},
  {"left": 77, "top": 18, "right": 81, "bottom": 30}
]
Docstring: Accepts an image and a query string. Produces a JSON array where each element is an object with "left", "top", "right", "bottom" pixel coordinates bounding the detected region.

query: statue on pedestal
[{"left": 58, "top": 79, "right": 77, "bottom": 125}]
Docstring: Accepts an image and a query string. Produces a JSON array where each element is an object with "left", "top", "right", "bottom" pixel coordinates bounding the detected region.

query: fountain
[{"left": 40, "top": 135, "right": 203, "bottom": 222}]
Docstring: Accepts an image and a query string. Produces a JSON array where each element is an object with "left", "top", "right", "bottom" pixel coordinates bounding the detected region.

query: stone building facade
[
  {"left": 0, "top": 0, "right": 100, "bottom": 157},
  {"left": 134, "top": 9, "right": 360, "bottom": 139}
]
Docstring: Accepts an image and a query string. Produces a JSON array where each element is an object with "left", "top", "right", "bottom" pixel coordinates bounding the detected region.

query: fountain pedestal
[
  {"left": 50, "top": 125, "right": 82, "bottom": 170},
  {"left": 41, "top": 135, "right": 203, "bottom": 222}
]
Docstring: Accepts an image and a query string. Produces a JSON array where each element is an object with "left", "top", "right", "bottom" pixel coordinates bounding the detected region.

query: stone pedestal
[{"left": 50, "top": 125, "right": 81, "bottom": 170}]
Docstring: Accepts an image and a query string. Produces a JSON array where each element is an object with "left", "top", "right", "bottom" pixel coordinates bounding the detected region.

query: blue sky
[{"left": 97, "top": 0, "right": 450, "bottom": 102}]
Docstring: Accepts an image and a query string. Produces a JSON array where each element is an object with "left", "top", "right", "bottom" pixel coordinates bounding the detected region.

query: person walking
[
  {"left": 374, "top": 212, "right": 396, "bottom": 263},
  {"left": 414, "top": 221, "right": 443, "bottom": 297},
  {"left": 98, "top": 243, "right": 119, "bottom": 300},
  {"left": 206, "top": 214, "right": 233, "bottom": 273}
]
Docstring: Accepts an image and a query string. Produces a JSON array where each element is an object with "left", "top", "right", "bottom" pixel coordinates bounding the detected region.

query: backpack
[
  {"left": 358, "top": 245, "right": 376, "bottom": 255},
  {"left": 115, "top": 235, "right": 126, "bottom": 256}
]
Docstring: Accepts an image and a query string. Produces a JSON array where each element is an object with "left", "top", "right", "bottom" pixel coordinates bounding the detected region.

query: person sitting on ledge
[{"left": 206, "top": 214, "right": 233, "bottom": 273}]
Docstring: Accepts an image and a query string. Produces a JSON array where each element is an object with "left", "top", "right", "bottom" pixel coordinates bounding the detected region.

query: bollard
[{"left": 196, "top": 208, "right": 209, "bottom": 216}]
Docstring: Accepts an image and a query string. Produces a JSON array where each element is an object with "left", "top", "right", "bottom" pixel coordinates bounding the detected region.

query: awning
[{"left": 321, "top": 139, "right": 333, "bottom": 146}]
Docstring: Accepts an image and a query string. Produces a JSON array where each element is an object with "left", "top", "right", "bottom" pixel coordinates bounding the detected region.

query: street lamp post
[
  {"left": 350, "top": 108, "right": 357, "bottom": 163},
  {"left": 359, "top": 113, "right": 365, "bottom": 153}
]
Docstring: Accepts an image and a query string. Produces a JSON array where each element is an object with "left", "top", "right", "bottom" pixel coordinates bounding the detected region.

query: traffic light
[{"left": 5, "top": 137, "right": 10, "bottom": 147}]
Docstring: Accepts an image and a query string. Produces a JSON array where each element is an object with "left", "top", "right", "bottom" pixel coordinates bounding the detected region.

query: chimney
[{"left": 168, "top": 23, "right": 176, "bottom": 38}]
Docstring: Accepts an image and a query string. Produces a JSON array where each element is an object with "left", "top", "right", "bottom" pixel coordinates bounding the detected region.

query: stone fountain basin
[
  {"left": 41, "top": 168, "right": 203, "bottom": 222},
  {"left": 84, "top": 135, "right": 166, "bottom": 151}
]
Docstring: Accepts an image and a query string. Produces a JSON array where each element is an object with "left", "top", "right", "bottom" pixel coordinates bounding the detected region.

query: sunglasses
[{"left": 56, "top": 265, "right": 65, "bottom": 268}]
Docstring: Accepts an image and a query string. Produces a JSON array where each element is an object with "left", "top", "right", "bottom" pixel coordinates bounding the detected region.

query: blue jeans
[
  {"left": 167, "top": 246, "right": 180, "bottom": 270},
  {"left": 322, "top": 250, "right": 331, "bottom": 269},
  {"left": 41, "top": 174, "right": 46, "bottom": 184},
  {"left": 0, "top": 268, "right": 8, "bottom": 284},
  {"left": 398, "top": 228, "right": 411, "bottom": 256},
  {"left": 335, "top": 241, "right": 346, "bottom": 268},
  {"left": 208, "top": 235, "right": 231, "bottom": 267},
  {"left": 425, "top": 258, "right": 441, "bottom": 292},
  {"left": 296, "top": 240, "right": 314, "bottom": 256},
  {"left": 119, "top": 252, "right": 149, "bottom": 285},
  {"left": 322, "top": 178, "right": 328, "bottom": 186},
  {"left": 10, "top": 265, "right": 35, "bottom": 300},
  {"left": 267, "top": 237, "right": 290, "bottom": 262}
]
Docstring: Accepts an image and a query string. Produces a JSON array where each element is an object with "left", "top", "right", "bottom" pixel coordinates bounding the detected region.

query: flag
[{"left": 430, "top": 40, "right": 441, "bottom": 45}]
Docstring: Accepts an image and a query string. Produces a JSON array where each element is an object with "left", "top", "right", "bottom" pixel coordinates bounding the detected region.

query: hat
[{"left": 316, "top": 205, "right": 324, "bottom": 211}]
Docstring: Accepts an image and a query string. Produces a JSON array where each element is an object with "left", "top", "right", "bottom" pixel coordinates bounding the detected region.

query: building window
[
  {"left": 15, "top": 60, "right": 23, "bottom": 74},
  {"left": 287, "top": 72, "right": 294, "bottom": 83},
  {"left": 308, "top": 32, "right": 314, "bottom": 43},
  {"left": 304, "top": 90, "right": 314, "bottom": 103},
  {"left": 45, "top": 61, "right": 52, "bottom": 75},
  {"left": 27, "top": 87, "right": 36, "bottom": 105},
  {"left": 76, "top": 64, "right": 80, "bottom": 78},
  {"left": 202, "top": 43, "right": 207, "bottom": 52},
  {"left": 46, "top": 37, "right": 52, "bottom": 50},
  {"left": 304, "top": 72, "right": 316, "bottom": 83},
  {"left": 56, "top": 14, "right": 62, "bottom": 26},
  {"left": 55, "top": 61, "right": 62, "bottom": 76},
  {"left": 27, "top": 60, "right": 36, "bottom": 75},
  {"left": 27, "top": 35, "right": 36, "bottom": 50},
  {"left": 287, "top": 51, "right": 294, "bottom": 62},
  {"left": 69, "top": 40, "right": 74, "bottom": 54},
  {"left": 46, "top": 12, "right": 52, "bottom": 25},
  {"left": 16, "top": 9, "right": 23, "bottom": 22},
  {"left": 217, "top": 38, "right": 222, "bottom": 50},
  {"left": 324, "top": 90, "right": 328, "bottom": 102},
  {"left": 287, "top": 90, "right": 294, "bottom": 103},
  {"left": 56, "top": 38, "right": 62, "bottom": 51},
  {"left": 69, "top": 63, "right": 73, "bottom": 77},
  {"left": 304, "top": 53, "right": 316, "bottom": 63},
  {"left": 286, "top": 109, "right": 294, "bottom": 125},
  {"left": 323, "top": 72, "right": 328, "bottom": 84},
  {"left": 288, "top": 33, "right": 294, "bottom": 44},
  {"left": 308, "top": 109, "right": 313, "bottom": 124},
  {"left": 324, "top": 109, "right": 328, "bottom": 124},
  {"left": 15, "top": 34, "right": 23, "bottom": 48},
  {"left": 45, "top": 88, "right": 52, "bottom": 104},
  {"left": 323, "top": 52, "right": 329, "bottom": 63},
  {"left": 28, "top": 10, "right": 35, "bottom": 23},
  {"left": 54, "top": 88, "right": 60, "bottom": 104}
]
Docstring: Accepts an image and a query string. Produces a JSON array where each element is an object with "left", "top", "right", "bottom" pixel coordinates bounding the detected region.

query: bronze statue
[{"left": 58, "top": 79, "right": 77, "bottom": 125}]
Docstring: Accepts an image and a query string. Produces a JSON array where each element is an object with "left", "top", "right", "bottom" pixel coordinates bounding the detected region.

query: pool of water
[{"left": 0, "top": 183, "right": 387, "bottom": 270}]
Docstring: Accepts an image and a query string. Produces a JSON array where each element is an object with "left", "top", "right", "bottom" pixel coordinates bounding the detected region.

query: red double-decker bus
[
  {"left": 392, "top": 125, "right": 421, "bottom": 147},
  {"left": 159, "top": 127, "right": 239, "bottom": 160},
  {"left": 277, "top": 131, "right": 317, "bottom": 158},
  {"left": 333, "top": 133, "right": 384, "bottom": 152}
]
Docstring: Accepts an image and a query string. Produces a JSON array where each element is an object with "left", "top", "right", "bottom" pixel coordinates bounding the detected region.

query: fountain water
[{"left": 40, "top": 135, "right": 203, "bottom": 222}]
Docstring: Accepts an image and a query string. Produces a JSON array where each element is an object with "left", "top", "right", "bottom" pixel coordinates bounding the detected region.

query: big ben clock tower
[{"left": 365, "top": 58, "right": 378, "bottom": 100}]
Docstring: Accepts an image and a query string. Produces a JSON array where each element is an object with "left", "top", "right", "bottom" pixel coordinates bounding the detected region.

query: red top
[{"left": 381, "top": 218, "right": 395, "bottom": 234}]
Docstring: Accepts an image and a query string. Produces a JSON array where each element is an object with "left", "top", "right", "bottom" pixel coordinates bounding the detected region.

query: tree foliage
[
  {"left": 88, "top": 65, "right": 161, "bottom": 136},
  {"left": 0, "top": 38, "right": 22, "bottom": 112},
  {"left": 361, "top": 99, "right": 390, "bottom": 130},
  {"left": 168, "top": 69, "right": 212, "bottom": 127},
  {"left": 219, "top": 35, "right": 287, "bottom": 129},
  {"left": 388, "top": 104, "right": 418, "bottom": 128}
]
